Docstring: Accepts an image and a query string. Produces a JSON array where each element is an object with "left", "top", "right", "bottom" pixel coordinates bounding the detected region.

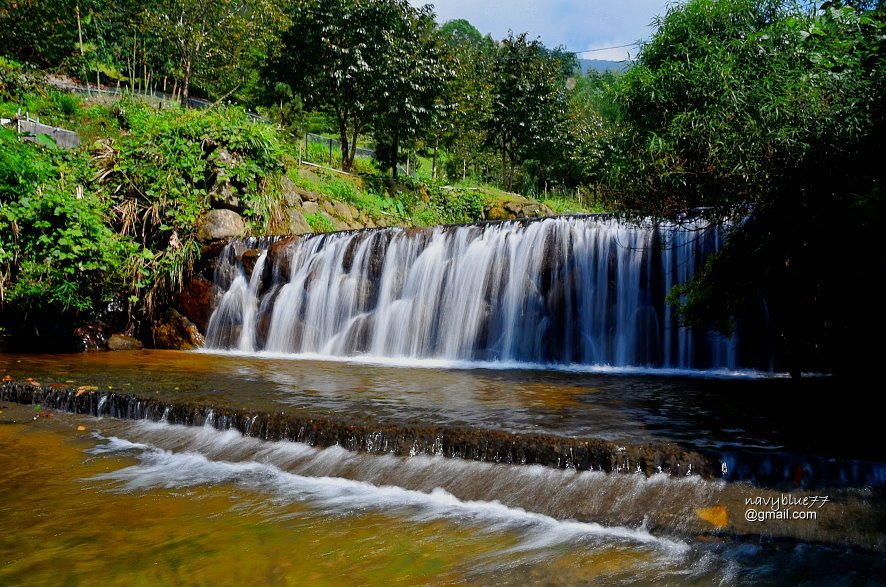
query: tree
[
  {"left": 145, "top": 0, "right": 281, "bottom": 105},
  {"left": 556, "top": 70, "right": 621, "bottom": 192},
  {"left": 0, "top": 0, "right": 80, "bottom": 66},
  {"left": 369, "top": 4, "right": 450, "bottom": 178},
  {"left": 267, "top": 0, "right": 441, "bottom": 172},
  {"left": 435, "top": 19, "right": 496, "bottom": 182},
  {"left": 612, "top": 0, "right": 885, "bottom": 375},
  {"left": 485, "top": 33, "right": 572, "bottom": 191}
]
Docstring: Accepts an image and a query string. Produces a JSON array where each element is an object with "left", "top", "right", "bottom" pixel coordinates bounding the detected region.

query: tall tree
[
  {"left": 613, "top": 0, "right": 885, "bottom": 374},
  {"left": 0, "top": 0, "right": 80, "bottom": 65},
  {"left": 145, "top": 0, "right": 281, "bottom": 105},
  {"left": 370, "top": 4, "right": 450, "bottom": 178},
  {"left": 485, "top": 33, "right": 572, "bottom": 191},
  {"left": 268, "top": 0, "right": 442, "bottom": 172},
  {"left": 435, "top": 19, "right": 496, "bottom": 182}
]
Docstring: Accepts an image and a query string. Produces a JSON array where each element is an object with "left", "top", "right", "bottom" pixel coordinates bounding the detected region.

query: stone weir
[
  {"left": 4, "top": 380, "right": 885, "bottom": 491},
  {"left": 1, "top": 380, "right": 712, "bottom": 476},
  {"left": 199, "top": 215, "right": 779, "bottom": 370}
]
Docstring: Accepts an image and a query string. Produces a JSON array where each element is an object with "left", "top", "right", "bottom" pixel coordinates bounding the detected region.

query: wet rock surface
[
  {"left": 151, "top": 311, "right": 205, "bottom": 350},
  {"left": 73, "top": 323, "right": 109, "bottom": 351},
  {"left": 1, "top": 380, "right": 711, "bottom": 478},
  {"left": 107, "top": 334, "right": 143, "bottom": 351},
  {"left": 177, "top": 275, "right": 221, "bottom": 334}
]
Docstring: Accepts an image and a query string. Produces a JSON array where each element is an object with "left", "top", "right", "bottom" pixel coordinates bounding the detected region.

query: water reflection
[{"left": 0, "top": 350, "right": 878, "bottom": 462}]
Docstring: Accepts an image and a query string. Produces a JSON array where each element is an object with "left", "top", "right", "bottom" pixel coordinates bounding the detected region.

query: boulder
[
  {"left": 296, "top": 186, "right": 321, "bottom": 202},
  {"left": 280, "top": 176, "right": 304, "bottom": 207},
  {"left": 301, "top": 201, "right": 320, "bottom": 215},
  {"left": 73, "top": 323, "right": 109, "bottom": 352},
  {"left": 288, "top": 208, "right": 312, "bottom": 235},
  {"left": 485, "top": 196, "right": 553, "bottom": 221},
  {"left": 209, "top": 179, "right": 241, "bottom": 211},
  {"left": 152, "top": 310, "right": 205, "bottom": 350},
  {"left": 107, "top": 334, "right": 144, "bottom": 351},
  {"left": 321, "top": 200, "right": 337, "bottom": 216},
  {"left": 197, "top": 209, "right": 245, "bottom": 242},
  {"left": 332, "top": 200, "right": 356, "bottom": 223}
]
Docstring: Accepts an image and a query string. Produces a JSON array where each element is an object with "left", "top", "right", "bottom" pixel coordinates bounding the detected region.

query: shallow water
[
  {"left": 1, "top": 351, "right": 885, "bottom": 585},
  {"left": 1, "top": 404, "right": 884, "bottom": 586},
  {"left": 0, "top": 350, "right": 878, "bottom": 459}
]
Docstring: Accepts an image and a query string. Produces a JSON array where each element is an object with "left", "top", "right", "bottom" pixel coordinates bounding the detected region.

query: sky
[{"left": 408, "top": 0, "right": 672, "bottom": 61}]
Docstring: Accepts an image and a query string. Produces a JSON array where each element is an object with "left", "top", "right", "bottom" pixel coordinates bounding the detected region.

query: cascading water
[{"left": 205, "top": 216, "right": 763, "bottom": 370}]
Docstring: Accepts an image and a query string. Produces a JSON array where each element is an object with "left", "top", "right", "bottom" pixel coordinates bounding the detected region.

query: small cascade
[
  {"left": 205, "top": 216, "right": 767, "bottom": 370},
  {"left": 4, "top": 381, "right": 884, "bottom": 490}
]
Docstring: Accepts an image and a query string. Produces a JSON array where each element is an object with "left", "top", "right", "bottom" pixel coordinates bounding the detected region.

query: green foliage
[
  {"left": 304, "top": 212, "right": 335, "bottom": 233},
  {"left": 143, "top": 0, "right": 285, "bottom": 104},
  {"left": 369, "top": 5, "right": 452, "bottom": 178},
  {"left": 0, "top": 128, "right": 134, "bottom": 313},
  {"left": 0, "top": 57, "right": 40, "bottom": 101},
  {"left": 49, "top": 90, "right": 79, "bottom": 117},
  {"left": 267, "top": 0, "right": 448, "bottom": 172},
  {"left": 428, "top": 188, "right": 485, "bottom": 224},
  {"left": 540, "top": 195, "right": 605, "bottom": 215},
  {"left": 97, "top": 101, "right": 285, "bottom": 312},
  {"left": 485, "top": 33, "right": 574, "bottom": 191},
  {"left": 613, "top": 0, "right": 885, "bottom": 374}
]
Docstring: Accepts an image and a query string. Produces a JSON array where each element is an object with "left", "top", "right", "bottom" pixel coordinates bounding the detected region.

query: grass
[
  {"left": 541, "top": 195, "right": 608, "bottom": 215},
  {"left": 1, "top": 90, "right": 125, "bottom": 144},
  {"left": 305, "top": 211, "right": 335, "bottom": 233}
]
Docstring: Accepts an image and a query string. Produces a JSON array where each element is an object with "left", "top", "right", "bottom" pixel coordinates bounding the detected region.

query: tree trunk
[
  {"left": 391, "top": 129, "right": 400, "bottom": 179},
  {"left": 76, "top": 4, "right": 84, "bottom": 56},
  {"left": 432, "top": 135, "right": 439, "bottom": 181},
  {"left": 501, "top": 143, "right": 508, "bottom": 190},
  {"left": 338, "top": 117, "right": 350, "bottom": 171},
  {"left": 349, "top": 130, "right": 360, "bottom": 172},
  {"left": 181, "top": 59, "right": 192, "bottom": 108}
]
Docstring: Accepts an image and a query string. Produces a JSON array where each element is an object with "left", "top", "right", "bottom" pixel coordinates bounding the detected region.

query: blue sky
[{"left": 409, "top": 0, "right": 673, "bottom": 61}]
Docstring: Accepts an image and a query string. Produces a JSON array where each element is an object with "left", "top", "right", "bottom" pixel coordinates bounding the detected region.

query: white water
[
  {"left": 86, "top": 420, "right": 694, "bottom": 556},
  {"left": 205, "top": 217, "right": 754, "bottom": 370}
]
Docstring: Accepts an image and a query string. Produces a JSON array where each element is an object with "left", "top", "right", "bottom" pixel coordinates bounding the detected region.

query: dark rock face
[
  {"left": 107, "top": 334, "right": 144, "bottom": 351},
  {"left": 151, "top": 310, "right": 205, "bottom": 350},
  {"left": 265, "top": 236, "right": 299, "bottom": 287},
  {"left": 73, "top": 323, "right": 109, "bottom": 351},
  {"left": 177, "top": 276, "right": 221, "bottom": 334},
  {"left": 240, "top": 249, "right": 261, "bottom": 278}
]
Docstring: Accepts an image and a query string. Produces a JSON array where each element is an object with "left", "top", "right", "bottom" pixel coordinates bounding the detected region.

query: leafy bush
[
  {"left": 428, "top": 187, "right": 486, "bottom": 224},
  {"left": 95, "top": 102, "right": 287, "bottom": 313},
  {"left": 0, "top": 128, "right": 134, "bottom": 314},
  {"left": 0, "top": 57, "right": 40, "bottom": 101}
]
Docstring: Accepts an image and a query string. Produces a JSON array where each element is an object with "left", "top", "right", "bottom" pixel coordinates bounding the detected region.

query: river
[{"left": 2, "top": 350, "right": 884, "bottom": 585}]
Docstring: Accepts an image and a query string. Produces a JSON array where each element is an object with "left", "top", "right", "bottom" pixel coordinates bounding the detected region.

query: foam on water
[
  {"left": 195, "top": 348, "right": 780, "bottom": 380},
  {"left": 86, "top": 421, "right": 690, "bottom": 558}
]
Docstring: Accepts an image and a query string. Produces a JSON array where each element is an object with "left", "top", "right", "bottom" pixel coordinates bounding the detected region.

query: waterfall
[{"left": 205, "top": 216, "right": 752, "bottom": 370}]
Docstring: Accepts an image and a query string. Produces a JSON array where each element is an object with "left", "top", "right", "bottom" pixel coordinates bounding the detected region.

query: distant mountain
[{"left": 578, "top": 59, "right": 631, "bottom": 74}]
